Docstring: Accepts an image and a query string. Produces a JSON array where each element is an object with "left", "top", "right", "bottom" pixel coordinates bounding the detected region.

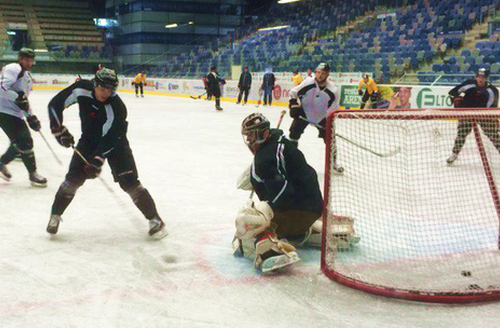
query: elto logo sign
[{"left": 417, "top": 88, "right": 452, "bottom": 108}]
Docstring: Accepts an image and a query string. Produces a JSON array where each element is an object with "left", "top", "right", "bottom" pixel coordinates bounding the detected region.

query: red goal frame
[{"left": 321, "top": 108, "right": 500, "bottom": 304}]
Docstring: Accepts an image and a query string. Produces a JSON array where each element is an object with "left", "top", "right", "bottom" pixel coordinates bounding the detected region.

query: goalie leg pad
[
  {"left": 232, "top": 236, "right": 257, "bottom": 260},
  {"left": 235, "top": 200, "right": 273, "bottom": 240},
  {"left": 254, "top": 233, "right": 300, "bottom": 273}
]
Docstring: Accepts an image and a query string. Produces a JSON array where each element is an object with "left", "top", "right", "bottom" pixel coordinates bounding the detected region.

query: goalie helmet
[
  {"left": 241, "top": 113, "right": 270, "bottom": 154},
  {"left": 94, "top": 68, "right": 119, "bottom": 90}
]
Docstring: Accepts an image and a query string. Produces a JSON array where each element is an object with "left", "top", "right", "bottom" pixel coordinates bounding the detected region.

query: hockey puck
[{"left": 461, "top": 271, "right": 472, "bottom": 277}]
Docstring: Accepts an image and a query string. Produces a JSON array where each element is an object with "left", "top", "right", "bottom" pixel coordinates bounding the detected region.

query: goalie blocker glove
[{"left": 52, "top": 125, "right": 74, "bottom": 148}]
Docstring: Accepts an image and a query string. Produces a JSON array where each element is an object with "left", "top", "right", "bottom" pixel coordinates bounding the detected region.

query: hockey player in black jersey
[
  {"left": 234, "top": 113, "right": 358, "bottom": 273},
  {"left": 446, "top": 68, "right": 500, "bottom": 165},
  {"left": 46, "top": 68, "right": 167, "bottom": 239},
  {"left": 206, "top": 66, "right": 225, "bottom": 111}
]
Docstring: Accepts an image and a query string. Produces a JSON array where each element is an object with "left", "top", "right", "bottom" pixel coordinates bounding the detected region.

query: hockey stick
[
  {"left": 298, "top": 117, "right": 401, "bottom": 158},
  {"left": 255, "top": 89, "right": 264, "bottom": 108},
  {"left": 71, "top": 146, "right": 116, "bottom": 194},
  {"left": 38, "top": 130, "right": 63, "bottom": 166},
  {"left": 190, "top": 91, "right": 207, "bottom": 100},
  {"left": 277, "top": 110, "right": 286, "bottom": 129}
]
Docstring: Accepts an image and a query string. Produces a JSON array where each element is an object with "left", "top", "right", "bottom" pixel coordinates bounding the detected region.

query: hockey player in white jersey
[
  {"left": 288, "top": 62, "right": 343, "bottom": 173},
  {"left": 0, "top": 48, "right": 46, "bottom": 186}
]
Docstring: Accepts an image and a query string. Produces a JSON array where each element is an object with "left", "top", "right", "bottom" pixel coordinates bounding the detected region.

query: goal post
[{"left": 321, "top": 108, "right": 500, "bottom": 303}]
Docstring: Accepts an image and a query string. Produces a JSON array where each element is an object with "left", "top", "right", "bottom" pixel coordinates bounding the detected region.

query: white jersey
[
  {"left": 289, "top": 77, "right": 339, "bottom": 124},
  {"left": 0, "top": 63, "right": 33, "bottom": 119}
]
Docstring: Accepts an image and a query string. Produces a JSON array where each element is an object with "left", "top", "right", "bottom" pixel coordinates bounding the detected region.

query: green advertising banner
[
  {"left": 340, "top": 85, "right": 361, "bottom": 109},
  {"left": 338, "top": 85, "right": 454, "bottom": 109}
]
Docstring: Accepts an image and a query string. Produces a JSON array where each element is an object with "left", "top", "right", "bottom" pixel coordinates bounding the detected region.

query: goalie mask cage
[{"left": 321, "top": 108, "right": 500, "bottom": 304}]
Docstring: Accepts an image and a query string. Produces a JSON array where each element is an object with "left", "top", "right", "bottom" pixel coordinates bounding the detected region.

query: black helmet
[
  {"left": 18, "top": 47, "right": 35, "bottom": 59},
  {"left": 316, "top": 62, "right": 331, "bottom": 72},
  {"left": 211, "top": 66, "right": 217, "bottom": 71},
  {"left": 94, "top": 68, "right": 118, "bottom": 89},
  {"left": 241, "top": 113, "right": 270, "bottom": 153},
  {"left": 476, "top": 67, "right": 490, "bottom": 77}
]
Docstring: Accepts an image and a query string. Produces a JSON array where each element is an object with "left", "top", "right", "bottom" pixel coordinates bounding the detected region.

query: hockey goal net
[{"left": 322, "top": 108, "right": 500, "bottom": 303}]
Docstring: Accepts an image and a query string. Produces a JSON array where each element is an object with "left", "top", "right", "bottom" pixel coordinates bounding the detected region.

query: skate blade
[
  {"left": 260, "top": 253, "right": 300, "bottom": 273},
  {"left": 0, "top": 174, "right": 11, "bottom": 182},
  {"left": 31, "top": 181, "right": 48, "bottom": 188},
  {"left": 150, "top": 228, "right": 168, "bottom": 240},
  {"left": 46, "top": 229, "right": 58, "bottom": 235}
]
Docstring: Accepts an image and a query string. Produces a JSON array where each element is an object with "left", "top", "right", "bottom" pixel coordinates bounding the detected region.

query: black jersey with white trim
[
  {"left": 289, "top": 77, "right": 339, "bottom": 124},
  {"left": 48, "top": 79, "right": 128, "bottom": 157},
  {"left": 449, "top": 79, "right": 499, "bottom": 108},
  {"left": 250, "top": 129, "right": 323, "bottom": 214}
]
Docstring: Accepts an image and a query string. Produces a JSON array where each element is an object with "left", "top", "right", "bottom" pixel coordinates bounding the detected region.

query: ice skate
[
  {"left": 141, "top": 94, "right": 144, "bottom": 98},
  {"left": 447, "top": 153, "right": 458, "bottom": 165},
  {"left": 0, "top": 164, "right": 12, "bottom": 181},
  {"left": 215, "top": 106, "right": 223, "bottom": 111},
  {"left": 46, "top": 214, "right": 62, "bottom": 234},
  {"left": 330, "top": 216, "right": 360, "bottom": 250},
  {"left": 149, "top": 217, "right": 168, "bottom": 240},
  {"left": 236, "top": 101, "right": 240, "bottom": 105},
  {"left": 254, "top": 234, "right": 300, "bottom": 273},
  {"left": 29, "top": 172, "right": 47, "bottom": 187}
]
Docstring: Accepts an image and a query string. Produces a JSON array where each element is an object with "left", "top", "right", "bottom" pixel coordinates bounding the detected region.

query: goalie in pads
[{"left": 234, "top": 113, "right": 358, "bottom": 273}]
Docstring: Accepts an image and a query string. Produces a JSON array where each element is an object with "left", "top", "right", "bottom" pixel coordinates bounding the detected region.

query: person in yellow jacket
[
  {"left": 133, "top": 72, "right": 146, "bottom": 98},
  {"left": 291, "top": 70, "right": 303, "bottom": 86},
  {"left": 358, "top": 74, "right": 378, "bottom": 109}
]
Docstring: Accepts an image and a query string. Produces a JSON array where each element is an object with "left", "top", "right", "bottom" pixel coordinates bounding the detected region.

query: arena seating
[
  {"left": 0, "top": 0, "right": 109, "bottom": 62},
  {"left": 130, "top": 0, "right": 498, "bottom": 82}
]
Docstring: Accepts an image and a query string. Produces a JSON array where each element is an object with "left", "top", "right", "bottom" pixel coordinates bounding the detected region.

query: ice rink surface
[{"left": 1, "top": 91, "right": 500, "bottom": 327}]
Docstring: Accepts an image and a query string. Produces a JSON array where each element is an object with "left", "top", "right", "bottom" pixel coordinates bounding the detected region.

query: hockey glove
[
  {"left": 27, "top": 115, "right": 41, "bottom": 132},
  {"left": 453, "top": 96, "right": 464, "bottom": 108},
  {"left": 83, "top": 156, "right": 104, "bottom": 179},
  {"left": 15, "top": 92, "right": 30, "bottom": 112},
  {"left": 358, "top": 90, "right": 363, "bottom": 96},
  {"left": 51, "top": 126, "right": 74, "bottom": 148},
  {"left": 289, "top": 98, "right": 305, "bottom": 119}
]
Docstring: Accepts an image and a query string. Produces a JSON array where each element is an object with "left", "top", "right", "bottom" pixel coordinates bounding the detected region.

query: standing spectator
[
  {"left": 237, "top": 66, "right": 252, "bottom": 105},
  {"left": 133, "top": 72, "right": 146, "bottom": 98},
  {"left": 262, "top": 68, "right": 276, "bottom": 107},
  {"left": 306, "top": 68, "right": 313, "bottom": 78},
  {"left": 291, "top": 70, "right": 303, "bottom": 86}
]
